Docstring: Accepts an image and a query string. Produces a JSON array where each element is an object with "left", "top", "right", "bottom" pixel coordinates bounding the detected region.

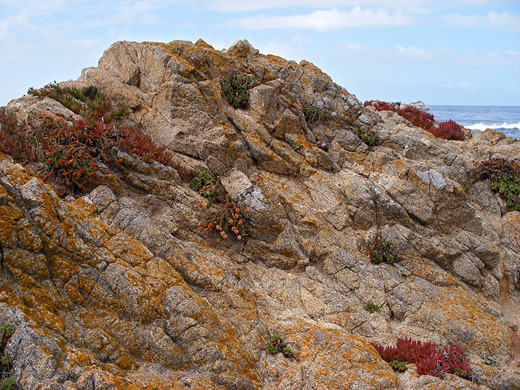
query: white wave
[{"left": 466, "top": 121, "right": 520, "bottom": 132}]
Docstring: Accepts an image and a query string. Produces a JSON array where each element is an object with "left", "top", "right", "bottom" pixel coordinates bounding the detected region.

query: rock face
[{"left": 1, "top": 39, "right": 519, "bottom": 389}]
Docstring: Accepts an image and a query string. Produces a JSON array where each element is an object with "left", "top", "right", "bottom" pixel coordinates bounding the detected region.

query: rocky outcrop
[
  {"left": 1, "top": 39, "right": 519, "bottom": 389},
  {"left": 409, "top": 101, "right": 430, "bottom": 111}
]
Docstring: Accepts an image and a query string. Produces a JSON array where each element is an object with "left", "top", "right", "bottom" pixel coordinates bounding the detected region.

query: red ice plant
[
  {"left": 0, "top": 83, "right": 176, "bottom": 195},
  {"left": 364, "top": 100, "right": 464, "bottom": 140},
  {"left": 372, "top": 337, "right": 471, "bottom": 379}
]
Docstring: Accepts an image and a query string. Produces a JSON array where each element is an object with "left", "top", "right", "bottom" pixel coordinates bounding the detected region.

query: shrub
[
  {"left": 475, "top": 158, "right": 520, "bottom": 211},
  {"left": 1, "top": 83, "right": 176, "bottom": 195},
  {"left": 221, "top": 72, "right": 256, "bottom": 109},
  {"left": 373, "top": 337, "right": 471, "bottom": 379},
  {"left": 364, "top": 100, "right": 464, "bottom": 141}
]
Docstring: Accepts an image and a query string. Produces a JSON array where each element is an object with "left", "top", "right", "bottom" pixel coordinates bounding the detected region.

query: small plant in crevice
[
  {"left": 0, "top": 324, "right": 15, "bottom": 389},
  {"left": 282, "top": 346, "right": 293, "bottom": 358},
  {"left": 190, "top": 171, "right": 223, "bottom": 207},
  {"left": 460, "top": 182, "right": 471, "bottom": 193},
  {"left": 353, "top": 128, "right": 379, "bottom": 147},
  {"left": 303, "top": 105, "right": 324, "bottom": 125},
  {"left": 266, "top": 335, "right": 294, "bottom": 358},
  {"left": 191, "top": 170, "right": 250, "bottom": 245},
  {"left": 0, "top": 326, "right": 12, "bottom": 345},
  {"left": 388, "top": 360, "right": 408, "bottom": 372},
  {"left": 221, "top": 71, "right": 257, "bottom": 109},
  {"left": 364, "top": 302, "right": 381, "bottom": 314},
  {"left": 0, "top": 378, "right": 16, "bottom": 390},
  {"left": 198, "top": 201, "right": 249, "bottom": 244},
  {"left": 475, "top": 158, "right": 520, "bottom": 211},
  {"left": 367, "top": 231, "right": 398, "bottom": 264},
  {"left": 372, "top": 337, "right": 471, "bottom": 380}
]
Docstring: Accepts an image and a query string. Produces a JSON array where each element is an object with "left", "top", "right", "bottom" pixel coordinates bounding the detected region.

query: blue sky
[{"left": 1, "top": 0, "right": 519, "bottom": 106}]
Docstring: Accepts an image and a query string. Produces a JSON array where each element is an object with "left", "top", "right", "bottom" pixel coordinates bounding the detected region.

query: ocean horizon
[{"left": 428, "top": 104, "right": 520, "bottom": 139}]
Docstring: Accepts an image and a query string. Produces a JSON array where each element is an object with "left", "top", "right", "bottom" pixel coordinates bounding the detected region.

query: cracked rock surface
[{"left": 1, "top": 39, "right": 519, "bottom": 389}]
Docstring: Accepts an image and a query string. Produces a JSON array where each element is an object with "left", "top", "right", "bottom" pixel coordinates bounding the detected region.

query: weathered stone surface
[{"left": 1, "top": 39, "right": 520, "bottom": 389}]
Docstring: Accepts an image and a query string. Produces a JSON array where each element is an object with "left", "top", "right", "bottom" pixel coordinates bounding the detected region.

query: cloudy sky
[{"left": 1, "top": 0, "right": 519, "bottom": 106}]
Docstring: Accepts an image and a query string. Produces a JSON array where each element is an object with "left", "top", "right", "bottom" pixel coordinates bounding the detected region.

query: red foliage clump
[
  {"left": 475, "top": 157, "right": 520, "bottom": 181},
  {"left": 0, "top": 84, "right": 176, "bottom": 195},
  {"left": 415, "top": 350, "right": 451, "bottom": 378},
  {"left": 115, "top": 127, "right": 173, "bottom": 166},
  {"left": 429, "top": 120, "right": 465, "bottom": 140},
  {"left": 372, "top": 343, "right": 398, "bottom": 362},
  {"left": 372, "top": 337, "right": 471, "bottom": 379},
  {"left": 364, "top": 100, "right": 464, "bottom": 141},
  {"left": 395, "top": 337, "right": 438, "bottom": 363}
]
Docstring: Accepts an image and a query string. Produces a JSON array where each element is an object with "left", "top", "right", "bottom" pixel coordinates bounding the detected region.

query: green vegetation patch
[{"left": 221, "top": 71, "right": 257, "bottom": 109}]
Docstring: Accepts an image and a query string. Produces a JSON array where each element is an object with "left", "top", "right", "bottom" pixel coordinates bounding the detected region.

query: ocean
[{"left": 428, "top": 105, "right": 520, "bottom": 140}]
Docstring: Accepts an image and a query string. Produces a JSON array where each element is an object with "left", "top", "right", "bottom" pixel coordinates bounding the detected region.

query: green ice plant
[
  {"left": 364, "top": 302, "right": 381, "bottom": 313},
  {"left": 304, "top": 105, "right": 324, "bottom": 125},
  {"left": 0, "top": 378, "right": 16, "bottom": 390},
  {"left": 221, "top": 72, "right": 256, "bottom": 109},
  {"left": 0, "top": 326, "right": 12, "bottom": 344}
]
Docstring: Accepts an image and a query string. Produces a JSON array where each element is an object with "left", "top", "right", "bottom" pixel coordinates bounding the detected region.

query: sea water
[{"left": 429, "top": 105, "right": 520, "bottom": 139}]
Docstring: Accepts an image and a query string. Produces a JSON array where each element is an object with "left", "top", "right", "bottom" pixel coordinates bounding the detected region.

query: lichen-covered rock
[{"left": 1, "top": 39, "right": 519, "bottom": 389}]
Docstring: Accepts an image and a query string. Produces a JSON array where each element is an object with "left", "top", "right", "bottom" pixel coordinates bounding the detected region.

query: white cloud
[
  {"left": 442, "top": 11, "right": 520, "bottom": 32},
  {"left": 0, "top": 0, "right": 80, "bottom": 15},
  {"left": 139, "top": 13, "right": 160, "bottom": 26},
  {"left": 228, "top": 7, "right": 416, "bottom": 31},
  {"left": 338, "top": 42, "right": 520, "bottom": 69},
  {"left": 339, "top": 43, "right": 453, "bottom": 64},
  {"left": 394, "top": 45, "right": 436, "bottom": 61},
  {"left": 65, "top": 38, "right": 101, "bottom": 49},
  {"left": 340, "top": 42, "right": 366, "bottom": 52},
  {"left": 456, "top": 50, "right": 520, "bottom": 67},
  {"left": 442, "top": 83, "right": 475, "bottom": 89},
  {"left": 0, "top": 20, "right": 8, "bottom": 39},
  {"left": 291, "top": 34, "right": 311, "bottom": 45},
  {"left": 207, "top": 0, "right": 507, "bottom": 12}
]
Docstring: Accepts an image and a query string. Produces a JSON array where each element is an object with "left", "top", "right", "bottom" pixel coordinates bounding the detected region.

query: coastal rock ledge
[{"left": 1, "top": 39, "right": 519, "bottom": 389}]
